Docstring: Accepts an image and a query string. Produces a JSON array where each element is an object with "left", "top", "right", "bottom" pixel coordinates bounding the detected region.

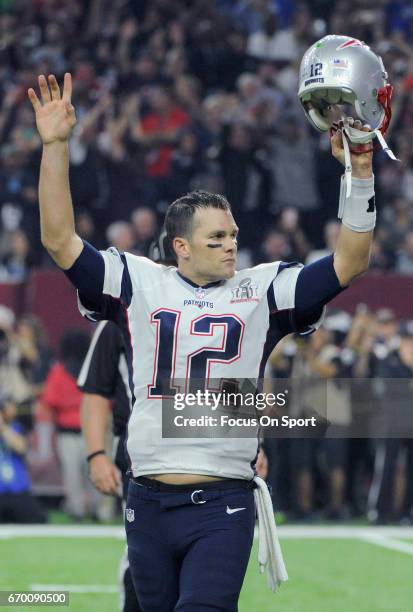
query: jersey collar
[{"left": 176, "top": 270, "right": 223, "bottom": 290}]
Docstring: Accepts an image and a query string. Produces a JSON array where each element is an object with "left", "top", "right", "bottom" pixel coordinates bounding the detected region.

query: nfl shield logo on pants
[{"left": 125, "top": 508, "right": 135, "bottom": 523}]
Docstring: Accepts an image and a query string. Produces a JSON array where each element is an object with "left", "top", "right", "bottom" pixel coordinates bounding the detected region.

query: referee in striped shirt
[
  {"left": 78, "top": 318, "right": 139, "bottom": 612},
  {"left": 78, "top": 231, "right": 174, "bottom": 611}
]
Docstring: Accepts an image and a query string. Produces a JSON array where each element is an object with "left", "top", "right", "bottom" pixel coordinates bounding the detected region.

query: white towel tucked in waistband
[{"left": 253, "top": 476, "right": 288, "bottom": 592}]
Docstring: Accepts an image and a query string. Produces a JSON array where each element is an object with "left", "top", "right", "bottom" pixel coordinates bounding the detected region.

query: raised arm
[
  {"left": 28, "top": 73, "right": 83, "bottom": 269},
  {"left": 272, "top": 123, "right": 378, "bottom": 336},
  {"left": 330, "top": 122, "right": 374, "bottom": 287}
]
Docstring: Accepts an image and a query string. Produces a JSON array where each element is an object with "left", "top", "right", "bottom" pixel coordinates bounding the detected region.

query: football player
[{"left": 29, "top": 73, "right": 375, "bottom": 610}]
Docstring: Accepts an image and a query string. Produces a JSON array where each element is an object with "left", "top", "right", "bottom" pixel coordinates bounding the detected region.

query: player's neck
[{"left": 177, "top": 266, "right": 222, "bottom": 288}]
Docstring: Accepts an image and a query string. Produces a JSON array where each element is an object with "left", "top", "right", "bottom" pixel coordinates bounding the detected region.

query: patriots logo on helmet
[{"left": 336, "top": 38, "right": 368, "bottom": 50}]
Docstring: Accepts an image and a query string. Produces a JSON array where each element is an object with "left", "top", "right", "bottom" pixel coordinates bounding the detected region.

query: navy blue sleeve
[
  {"left": 294, "top": 254, "right": 345, "bottom": 331},
  {"left": 64, "top": 240, "right": 134, "bottom": 323},
  {"left": 63, "top": 240, "right": 104, "bottom": 311}
]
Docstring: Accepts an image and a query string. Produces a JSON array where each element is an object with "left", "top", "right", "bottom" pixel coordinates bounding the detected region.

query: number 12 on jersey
[{"left": 147, "top": 309, "right": 245, "bottom": 398}]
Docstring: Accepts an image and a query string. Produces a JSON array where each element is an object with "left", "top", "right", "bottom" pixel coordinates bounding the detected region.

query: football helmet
[
  {"left": 298, "top": 35, "right": 397, "bottom": 196},
  {"left": 148, "top": 228, "right": 176, "bottom": 266}
]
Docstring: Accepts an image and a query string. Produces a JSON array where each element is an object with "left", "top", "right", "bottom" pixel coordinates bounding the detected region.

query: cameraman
[{"left": 0, "top": 394, "right": 46, "bottom": 522}]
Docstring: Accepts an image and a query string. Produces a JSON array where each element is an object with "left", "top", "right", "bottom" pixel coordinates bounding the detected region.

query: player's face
[{"left": 185, "top": 208, "right": 238, "bottom": 283}]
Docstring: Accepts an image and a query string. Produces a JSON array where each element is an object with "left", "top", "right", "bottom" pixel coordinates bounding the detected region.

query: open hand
[
  {"left": 89, "top": 453, "right": 122, "bottom": 496},
  {"left": 28, "top": 73, "right": 76, "bottom": 144}
]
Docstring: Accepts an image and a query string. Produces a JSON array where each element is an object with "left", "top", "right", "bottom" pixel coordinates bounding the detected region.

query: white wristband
[{"left": 338, "top": 174, "right": 375, "bottom": 232}]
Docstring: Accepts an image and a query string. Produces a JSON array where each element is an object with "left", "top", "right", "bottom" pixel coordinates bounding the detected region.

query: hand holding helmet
[{"left": 331, "top": 120, "right": 373, "bottom": 180}]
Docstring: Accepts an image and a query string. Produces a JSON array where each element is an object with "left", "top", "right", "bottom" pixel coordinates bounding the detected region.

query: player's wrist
[
  {"left": 86, "top": 449, "right": 106, "bottom": 463},
  {"left": 43, "top": 139, "right": 69, "bottom": 148},
  {"left": 338, "top": 173, "right": 376, "bottom": 232},
  {"left": 351, "top": 165, "right": 373, "bottom": 179}
]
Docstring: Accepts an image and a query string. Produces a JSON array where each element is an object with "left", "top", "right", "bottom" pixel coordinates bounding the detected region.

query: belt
[{"left": 131, "top": 476, "right": 255, "bottom": 507}]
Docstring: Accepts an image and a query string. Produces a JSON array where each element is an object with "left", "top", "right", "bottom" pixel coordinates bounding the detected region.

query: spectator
[
  {"left": 0, "top": 394, "right": 46, "bottom": 523},
  {"left": 275, "top": 208, "right": 311, "bottom": 262},
  {"left": 396, "top": 230, "right": 413, "bottom": 274},
  {"left": 30, "top": 22, "right": 67, "bottom": 75},
  {"left": 75, "top": 210, "right": 101, "bottom": 249},
  {"left": 68, "top": 103, "right": 110, "bottom": 216},
  {"left": 306, "top": 221, "right": 341, "bottom": 264},
  {"left": 130, "top": 207, "right": 157, "bottom": 255},
  {"left": 289, "top": 322, "right": 351, "bottom": 521},
  {"left": 235, "top": 72, "right": 283, "bottom": 126},
  {"left": 369, "top": 238, "right": 396, "bottom": 272},
  {"left": 368, "top": 321, "right": 413, "bottom": 524},
  {"left": 0, "top": 144, "right": 37, "bottom": 227},
  {"left": 15, "top": 315, "right": 54, "bottom": 394},
  {"left": 174, "top": 75, "right": 202, "bottom": 120},
  {"left": 223, "top": 0, "right": 278, "bottom": 35},
  {"left": 201, "top": 94, "right": 227, "bottom": 151},
  {"left": 247, "top": 13, "right": 299, "bottom": 62},
  {"left": 106, "top": 221, "right": 135, "bottom": 252},
  {"left": 379, "top": 197, "right": 413, "bottom": 254},
  {"left": 40, "top": 329, "right": 99, "bottom": 520},
  {"left": 374, "top": 308, "right": 400, "bottom": 357},
  {"left": 169, "top": 129, "right": 205, "bottom": 200},
  {"left": 270, "top": 115, "right": 320, "bottom": 219},
  {"left": 138, "top": 86, "right": 191, "bottom": 206},
  {"left": 255, "top": 228, "right": 292, "bottom": 264},
  {"left": 218, "top": 121, "right": 272, "bottom": 244},
  {"left": 119, "top": 51, "right": 164, "bottom": 95},
  {"left": 0, "top": 307, "right": 33, "bottom": 409},
  {"left": 0, "top": 228, "right": 33, "bottom": 282}
]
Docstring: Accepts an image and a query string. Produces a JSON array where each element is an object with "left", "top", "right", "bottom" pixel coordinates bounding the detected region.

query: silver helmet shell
[{"left": 298, "top": 35, "right": 389, "bottom": 132}]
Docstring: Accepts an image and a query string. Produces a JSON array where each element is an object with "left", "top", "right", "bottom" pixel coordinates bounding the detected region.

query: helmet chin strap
[
  {"left": 341, "top": 118, "right": 398, "bottom": 197},
  {"left": 306, "top": 101, "right": 398, "bottom": 197}
]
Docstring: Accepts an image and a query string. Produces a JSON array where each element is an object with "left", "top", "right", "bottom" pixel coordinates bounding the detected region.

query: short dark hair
[{"left": 165, "top": 191, "right": 231, "bottom": 245}]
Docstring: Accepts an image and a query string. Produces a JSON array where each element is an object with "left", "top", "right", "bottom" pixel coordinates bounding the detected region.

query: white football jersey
[{"left": 78, "top": 249, "right": 322, "bottom": 480}]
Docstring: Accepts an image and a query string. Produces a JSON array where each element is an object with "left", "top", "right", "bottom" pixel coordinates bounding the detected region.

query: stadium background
[{"left": 1, "top": 1, "right": 413, "bottom": 610}]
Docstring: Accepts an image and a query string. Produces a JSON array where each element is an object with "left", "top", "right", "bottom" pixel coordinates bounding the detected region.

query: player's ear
[{"left": 172, "top": 237, "right": 190, "bottom": 260}]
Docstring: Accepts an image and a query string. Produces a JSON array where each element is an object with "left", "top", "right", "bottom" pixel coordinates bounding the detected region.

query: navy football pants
[{"left": 125, "top": 479, "right": 255, "bottom": 611}]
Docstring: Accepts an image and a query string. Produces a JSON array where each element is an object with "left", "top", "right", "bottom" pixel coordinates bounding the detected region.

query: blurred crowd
[
  {"left": 264, "top": 305, "right": 413, "bottom": 524},
  {"left": 0, "top": 306, "right": 111, "bottom": 522},
  {"left": 1, "top": 299, "right": 413, "bottom": 524},
  {"left": 0, "top": 0, "right": 413, "bottom": 280}
]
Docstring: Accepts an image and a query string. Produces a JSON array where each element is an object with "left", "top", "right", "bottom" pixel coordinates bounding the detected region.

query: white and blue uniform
[
  {"left": 72, "top": 248, "right": 331, "bottom": 479},
  {"left": 65, "top": 241, "right": 343, "bottom": 611}
]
